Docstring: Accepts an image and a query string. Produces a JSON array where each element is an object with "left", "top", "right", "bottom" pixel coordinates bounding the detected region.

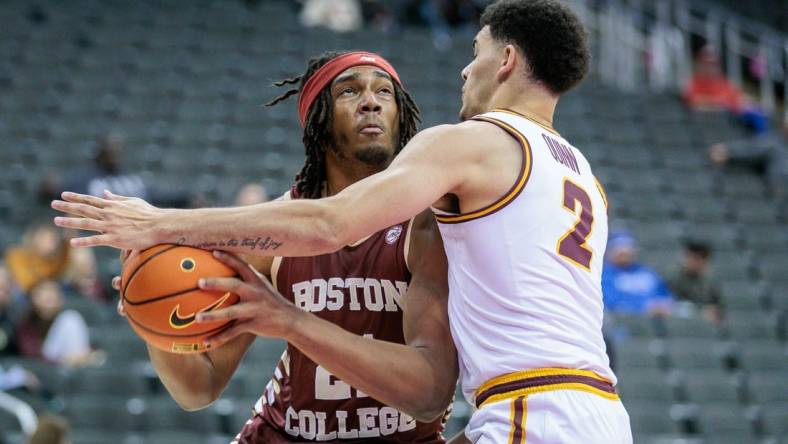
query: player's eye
[
  {"left": 379, "top": 87, "right": 392, "bottom": 95},
  {"left": 341, "top": 87, "right": 355, "bottom": 95}
]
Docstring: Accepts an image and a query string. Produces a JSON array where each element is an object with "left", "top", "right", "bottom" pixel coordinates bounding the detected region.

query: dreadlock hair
[{"left": 265, "top": 51, "right": 421, "bottom": 199}]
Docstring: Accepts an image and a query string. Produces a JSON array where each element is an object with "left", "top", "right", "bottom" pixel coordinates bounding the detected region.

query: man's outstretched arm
[{"left": 51, "top": 124, "right": 475, "bottom": 256}]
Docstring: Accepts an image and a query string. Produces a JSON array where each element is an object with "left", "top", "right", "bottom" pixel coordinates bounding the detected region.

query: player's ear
[{"left": 497, "top": 44, "right": 518, "bottom": 82}]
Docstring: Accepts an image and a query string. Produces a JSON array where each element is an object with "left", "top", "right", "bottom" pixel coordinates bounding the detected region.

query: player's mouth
[{"left": 359, "top": 124, "right": 384, "bottom": 135}]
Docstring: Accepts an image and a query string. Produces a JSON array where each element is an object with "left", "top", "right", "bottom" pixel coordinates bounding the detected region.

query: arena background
[{"left": 0, "top": 0, "right": 786, "bottom": 443}]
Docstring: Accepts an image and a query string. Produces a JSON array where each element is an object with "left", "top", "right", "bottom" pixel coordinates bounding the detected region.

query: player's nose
[
  {"left": 358, "top": 89, "right": 382, "bottom": 113},
  {"left": 461, "top": 64, "right": 470, "bottom": 81}
]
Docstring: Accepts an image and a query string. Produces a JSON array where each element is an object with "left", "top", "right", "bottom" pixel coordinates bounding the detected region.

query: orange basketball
[{"left": 121, "top": 245, "right": 239, "bottom": 354}]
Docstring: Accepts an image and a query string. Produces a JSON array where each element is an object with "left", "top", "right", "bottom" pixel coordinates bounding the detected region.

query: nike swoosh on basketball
[{"left": 169, "top": 292, "right": 232, "bottom": 329}]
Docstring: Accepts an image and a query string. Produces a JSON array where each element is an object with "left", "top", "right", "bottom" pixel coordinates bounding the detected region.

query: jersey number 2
[{"left": 557, "top": 179, "right": 594, "bottom": 270}]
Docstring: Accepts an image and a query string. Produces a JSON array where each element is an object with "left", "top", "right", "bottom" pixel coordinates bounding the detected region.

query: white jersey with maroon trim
[{"left": 432, "top": 110, "right": 615, "bottom": 404}]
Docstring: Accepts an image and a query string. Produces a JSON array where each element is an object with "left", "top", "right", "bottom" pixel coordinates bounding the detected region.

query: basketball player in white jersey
[{"left": 53, "top": 0, "right": 632, "bottom": 442}]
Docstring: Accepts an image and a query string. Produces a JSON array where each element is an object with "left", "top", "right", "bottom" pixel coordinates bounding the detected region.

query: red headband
[{"left": 297, "top": 51, "right": 401, "bottom": 127}]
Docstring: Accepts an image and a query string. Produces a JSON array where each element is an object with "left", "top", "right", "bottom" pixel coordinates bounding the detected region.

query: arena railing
[
  {"left": 0, "top": 391, "right": 38, "bottom": 437},
  {"left": 568, "top": 0, "right": 787, "bottom": 121}
]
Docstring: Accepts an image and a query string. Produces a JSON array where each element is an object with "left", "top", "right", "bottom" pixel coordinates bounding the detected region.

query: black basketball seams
[
  {"left": 123, "top": 286, "right": 202, "bottom": 306},
  {"left": 121, "top": 244, "right": 180, "bottom": 302}
]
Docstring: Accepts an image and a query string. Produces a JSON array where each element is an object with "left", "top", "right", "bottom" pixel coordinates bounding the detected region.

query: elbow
[
  {"left": 172, "top": 391, "right": 218, "bottom": 412},
  {"left": 167, "top": 380, "right": 224, "bottom": 412},
  {"left": 407, "top": 388, "right": 456, "bottom": 423},
  {"left": 410, "top": 402, "right": 452, "bottom": 423}
]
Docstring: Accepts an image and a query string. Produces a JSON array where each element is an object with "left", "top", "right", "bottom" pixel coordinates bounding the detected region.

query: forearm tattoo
[{"left": 177, "top": 237, "right": 284, "bottom": 251}]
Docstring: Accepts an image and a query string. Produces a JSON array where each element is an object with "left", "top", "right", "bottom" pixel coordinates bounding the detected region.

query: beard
[
  {"left": 331, "top": 132, "right": 396, "bottom": 168},
  {"left": 353, "top": 143, "right": 392, "bottom": 166}
]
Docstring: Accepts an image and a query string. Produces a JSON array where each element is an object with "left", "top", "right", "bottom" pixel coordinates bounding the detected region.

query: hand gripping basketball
[{"left": 196, "top": 251, "right": 301, "bottom": 345}]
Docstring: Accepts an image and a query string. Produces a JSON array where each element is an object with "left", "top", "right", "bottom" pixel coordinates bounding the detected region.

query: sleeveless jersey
[
  {"left": 432, "top": 109, "right": 615, "bottom": 404},
  {"left": 237, "top": 191, "right": 446, "bottom": 443}
]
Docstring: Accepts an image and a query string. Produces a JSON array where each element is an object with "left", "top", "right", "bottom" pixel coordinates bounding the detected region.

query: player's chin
[
  {"left": 353, "top": 143, "right": 394, "bottom": 166},
  {"left": 459, "top": 106, "right": 473, "bottom": 122}
]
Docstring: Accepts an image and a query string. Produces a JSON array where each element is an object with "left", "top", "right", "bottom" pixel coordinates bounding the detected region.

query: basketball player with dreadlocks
[
  {"left": 55, "top": 1, "right": 633, "bottom": 442},
  {"left": 109, "top": 51, "right": 457, "bottom": 443}
]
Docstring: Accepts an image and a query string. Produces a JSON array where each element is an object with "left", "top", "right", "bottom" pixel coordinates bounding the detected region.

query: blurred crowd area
[{"left": 1, "top": 0, "right": 787, "bottom": 443}]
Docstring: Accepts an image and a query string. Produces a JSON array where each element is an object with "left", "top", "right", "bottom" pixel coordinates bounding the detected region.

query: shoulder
[
  {"left": 432, "top": 119, "right": 510, "bottom": 141},
  {"left": 402, "top": 121, "right": 511, "bottom": 158}
]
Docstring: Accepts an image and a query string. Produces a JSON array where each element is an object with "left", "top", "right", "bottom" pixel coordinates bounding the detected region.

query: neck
[
  {"left": 488, "top": 82, "right": 558, "bottom": 127},
  {"left": 324, "top": 148, "right": 389, "bottom": 197}
]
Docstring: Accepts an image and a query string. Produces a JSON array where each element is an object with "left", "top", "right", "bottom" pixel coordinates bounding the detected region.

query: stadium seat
[
  {"left": 676, "top": 195, "right": 729, "bottom": 223},
  {"left": 712, "top": 250, "right": 755, "bottom": 281},
  {"left": 63, "top": 296, "right": 114, "bottom": 325},
  {"left": 758, "top": 253, "right": 788, "bottom": 285},
  {"left": 697, "top": 403, "right": 755, "bottom": 441},
  {"left": 143, "top": 396, "right": 219, "bottom": 433},
  {"left": 63, "top": 366, "right": 147, "bottom": 398},
  {"left": 760, "top": 401, "right": 788, "bottom": 437},
  {"left": 665, "top": 339, "right": 729, "bottom": 370},
  {"left": 721, "top": 279, "right": 769, "bottom": 312},
  {"left": 676, "top": 369, "right": 743, "bottom": 404},
  {"left": 615, "top": 338, "right": 669, "bottom": 371},
  {"left": 616, "top": 368, "right": 674, "bottom": 403},
  {"left": 721, "top": 173, "right": 768, "bottom": 199},
  {"left": 64, "top": 396, "right": 141, "bottom": 431},
  {"left": 744, "top": 224, "right": 788, "bottom": 253},
  {"left": 732, "top": 199, "right": 780, "bottom": 224},
  {"left": 723, "top": 312, "right": 779, "bottom": 342},
  {"left": 660, "top": 316, "right": 720, "bottom": 340},
  {"left": 625, "top": 401, "right": 677, "bottom": 435},
  {"left": 606, "top": 313, "right": 656, "bottom": 339},
  {"left": 746, "top": 371, "right": 788, "bottom": 405},
  {"left": 739, "top": 341, "right": 788, "bottom": 372}
]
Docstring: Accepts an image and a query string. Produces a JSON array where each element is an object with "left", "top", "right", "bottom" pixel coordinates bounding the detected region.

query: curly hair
[
  {"left": 480, "top": 0, "right": 590, "bottom": 95},
  {"left": 265, "top": 51, "right": 421, "bottom": 199}
]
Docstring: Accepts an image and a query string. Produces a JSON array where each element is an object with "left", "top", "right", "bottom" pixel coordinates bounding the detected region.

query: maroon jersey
[{"left": 234, "top": 193, "right": 447, "bottom": 443}]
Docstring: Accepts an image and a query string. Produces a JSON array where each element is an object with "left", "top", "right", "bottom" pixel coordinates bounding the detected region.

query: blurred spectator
[
  {"left": 63, "top": 248, "right": 107, "bottom": 302},
  {"left": 5, "top": 224, "right": 70, "bottom": 294},
  {"left": 682, "top": 45, "right": 743, "bottom": 113},
  {"left": 667, "top": 240, "right": 724, "bottom": 324},
  {"left": 61, "top": 134, "right": 148, "bottom": 200},
  {"left": 737, "top": 96, "right": 770, "bottom": 136},
  {"left": 41, "top": 133, "right": 193, "bottom": 207},
  {"left": 234, "top": 182, "right": 269, "bottom": 206},
  {"left": 15, "top": 280, "right": 99, "bottom": 368},
  {"left": 405, "top": 0, "right": 483, "bottom": 50},
  {"left": 360, "top": 0, "right": 401, "bottom": 33},
  {"left": 709, "top": 118, "right": 788, "bottom": 200},
  {"left": 0, "top": 364, "right": 39, "bottom": 392},
  {"left": 26, "top": 415, "right": 70, "bottom": 444},
  {"left": 37, "top": 172, "right": 61, "bottom": 206},
  {"left": 0, "top": 264, "right": 26, "bottom": 355},
  {"left": 602, "top": 231, "right": 674, "bottom": 316},
  {"left": 300, "top": 0, "right": 363, "bottom": 33}
]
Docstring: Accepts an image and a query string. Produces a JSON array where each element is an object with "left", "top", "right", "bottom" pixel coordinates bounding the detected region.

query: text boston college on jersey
[{"left": 291, "top": 277, "right": 408, "bottom": 313}]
